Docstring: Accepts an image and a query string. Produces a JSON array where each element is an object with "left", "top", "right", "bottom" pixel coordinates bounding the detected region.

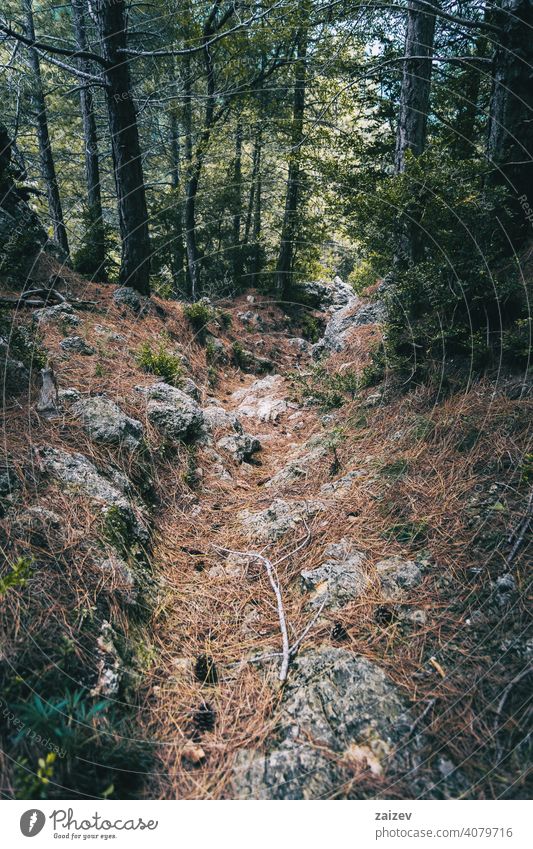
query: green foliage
[
  {"left": 0, "top": 314, "right": 47, "bottom": 371},
  {"left": 292, "top": 364, "right": 360, "bottom": 409},
  {"left": 379, "top": 458, "right": 409, "bottom": 480},
  {"left": 384, "top": 519, "right": 428, "bottom": 545},
  {"left": 349, "top": 153, "right": 528, "bottom": 381},
  {"left": 301, "top": 313, "right": 321, "bottom": 342},
  {"left": 136, "top": 339, "right": 183, "bottom": 385},
  {"left": 183, "top": 301, "right": 215, "bottom": 332},
  {"left": 0, "top": 556, "right": 34, "bottom": 596},
  {"left": 348, "top": 259, "right": 379, "bottom": 294}
]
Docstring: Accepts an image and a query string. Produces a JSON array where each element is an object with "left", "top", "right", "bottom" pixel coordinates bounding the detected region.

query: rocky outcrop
[
  {"left": 33, "top": 303, "right": 80, "bottom": 327},
  {"left": 301, "top": 540, "right": 368, "bottom": 610},
  {"left": 59, "top": 335, "right": 95, "bottom": 356},
  {"left": 217, "top": 433, "right": 261, "bottom": 464},
  {"left": 135, "top": 381, "right": 204, "bottom": 442},
  {"left": 71, "top": 396, "right": 144, "bottom": 452},
  {"left": 233, "top": 648, "right": 423, "bottom": 799},
  {"left": 240, "top": 498, "right": 323, "bottom": 543},
  {"left": 290, "top": 276, "right": 355, "bottom": 310},
  {"left": 35, "top": 446, "right": 148, "bottom": 545},
  {"left": 232, "top": 375, "right": 292, "bottom": 422},
  {"left": 312, "top": 285, "right": 385, "bottom": 359},
  {"left": 376, "top": 556, "right": 423, "bottom": 599}
]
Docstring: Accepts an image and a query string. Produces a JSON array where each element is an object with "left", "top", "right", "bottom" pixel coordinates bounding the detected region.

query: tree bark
[
  {"left": 71, "top": 0, "right": 106, "bottom": 278},
  {"left": 275, "top": 22, "right": 308, "bottom": 298},
  {"left": 22, "top": 0, "right": 69, "bottom": 257},
  {"left": 96, "top": 0, "right": 151, "bottom": 294},
  {"left": 182, "top": 50, "right": 201, "bottom": 300},
  {"left": 487, "top": 0, "right": 533, "bottom": 241},
  {"left": 232, "top": 120, "right": 243, "bottom": 285},
  {"left": 394, "top": 0, "right": 438, "bottom": 173}
]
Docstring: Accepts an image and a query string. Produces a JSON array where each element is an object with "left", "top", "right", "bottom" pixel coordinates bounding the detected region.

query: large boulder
[
  {"left": 217, "top": 433, "right": 261, "bottom": 463},
  {"left": 301, "top": 539, "right": 369, "bottom": 610},
  {"left": 202, "top": 404, "right": 243, "bottom": 435},
  {"left": 71, "top": 396, "right": 144, "bottom": 452},
  {"left": 135, "top": 382, "right": 204, "bottom": 442},
  {"left": 33, "top": 303, "right": 80, "bottom": 327},
  {"left": 35, "top": 446, "right": 148, "bottom": 546},
  {"left": 59, "top": 335, "right": 95, "bottom": 356},
  {"left": 376, "top": 556, "right": 423, "bottom": 600},
  {"left": 240, "top": 498, "right": 323, "bottom": 543},
  {"left": 233, "top": 648, "right": 424, "bottom": 799}
]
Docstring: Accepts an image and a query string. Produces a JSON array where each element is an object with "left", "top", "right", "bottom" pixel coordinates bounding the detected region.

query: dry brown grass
[{"left": 1, "top": 266, "right": 531, "bottom": 799}]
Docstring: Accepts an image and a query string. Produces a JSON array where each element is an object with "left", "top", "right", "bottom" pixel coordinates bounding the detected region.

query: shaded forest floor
[{"left": 0, "top": 268, "right": 531, "bottom": 799}]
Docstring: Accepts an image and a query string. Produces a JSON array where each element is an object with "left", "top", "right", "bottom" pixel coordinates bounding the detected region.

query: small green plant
[
  {"left": 15, "top": 752, "right": 57, "bottom": 800},
  {"left": 520, "top": 453, "right": 533, "bottom": 484},
  {"left": 102, "top": 506, "right": 136, "bottom": 556},
  {"left": 379, "top": 458, "right": 409, "bottom": 480},
  {"left": 183, "top": 301, "right": 214, "bottom": 335},
  {"left": 384, "top": 519, "right": 428, "bottom": 545},
  {"left": 321, "top": 427, "right": 346, "bottom": 476},
  {"left": 0, "top": 556, "right": 34, "bottom": 596},
  {"left": 231, "top": 341, "right": 249, "bottom": 370},
  {"left": 301, "top": 314, "right": 321, "bottom": 343},
  {"left": 136, "top": 340, "right": 183, "bottom": 385},
  {"left": 183, "top": 445, "right": 200, "bottom": 489}
]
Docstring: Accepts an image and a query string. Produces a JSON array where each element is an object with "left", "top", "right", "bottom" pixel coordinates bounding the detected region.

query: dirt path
[{"left": 143, "top": 367, "right": 322, "bottom": 798}]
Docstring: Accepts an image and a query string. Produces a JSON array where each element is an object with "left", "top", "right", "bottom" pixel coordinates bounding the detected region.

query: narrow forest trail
[{"left": 143, "top": 363, "right": 326, "bottom": 798}]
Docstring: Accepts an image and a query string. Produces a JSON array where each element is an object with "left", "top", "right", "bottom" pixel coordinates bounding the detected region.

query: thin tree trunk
[
  {"left": 394, "top": 0, "right": 438, "bottom": 173},
  {"left": 169, "top": 60, "right": 185, "bottom": 295},
  {"left": 232, "top": 120, "right": 243, "bottom": 285},
  {"left": 275, "top": 21, "right": 308, "bottom": 298},
  {"left": 71, "top": 0, "right": 106, "bottom": 278},
  {"left": 182, "top": 50, "right": 200, "bottom": 300},
  {"left": 22, "top": 0, "right": 69, "bottom": 256},
  {"left": 96, "top": 0, "right": 151, "bottom": 295},
  {"left": 487, "top": 0, "right": 533, "bottom": 241},
  {"left": 250, "top": 129, "right": 262, "bottom": 289}
]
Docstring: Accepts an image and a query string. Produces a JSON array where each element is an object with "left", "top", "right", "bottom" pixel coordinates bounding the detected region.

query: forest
[{"left": 0, "top": 0, "right": 531, "bottom": 802}]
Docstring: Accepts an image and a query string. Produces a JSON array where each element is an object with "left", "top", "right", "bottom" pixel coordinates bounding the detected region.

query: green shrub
[
  {"left": 136, "top": 340, "right": 183, "bottom": 385},
  {"left": 0, "top": 556, "right": 34, "bottom": 596},
  {"left": 183, "top": 301, "right": 214, "bottom": 332},
  {"left": 348, "top": 152, "right": 528, "bottom": 382},
  {"left": 301, "top": 314, "right": 321, "bottom": 343}
]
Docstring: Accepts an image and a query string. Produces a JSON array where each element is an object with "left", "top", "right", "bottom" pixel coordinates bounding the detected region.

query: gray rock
[
  {"left": 113, "top": 286, "right": 142, "bottom": 313},
  {"left": 376, "top": 556, "right": 423, "bottom": 600},
  {"left": 58, "top": 387, "right": 81, "bottom": 405},
  {"left": 59, "top": 335, "right": 95, "bottom": 356},
  {"left": 99, "top": 554, "right": 138, "bottom": 603},
  {"left": 0, "top": 340, "right": 29, "bottom": 394},
  {"left": 291, "top": 277, "right": 355, "bottom": 310},
  {"left": 216, "top": 433, "right": 261, "bottom": 463},
  {"left": 312, "top": 295, "right": 385, "bottom": 359},
  {"left": 301, "top": 540, "right": 368, "bottom": 610},
  {"left": 33, "top": 303, "right": 80, "bottom": 327},
  {"left": 181, "top": 377, "right": 201, "bottom": 402},
  {"left": 233, "top": 648, "right": 420, "bottom": 799},
  {"left": 320, "top": 469, "right": 365, "bottom": 497},
  {"left": 136, "top": 381, "right": 203, "bottom": 442},
  {"left": 240, "top": 498, "right": 323, "bottom": 543},
  {"left": 12, "top": 506, "right": 64, "bottom": 549},
  {"left": 266, "top": 444, "right": 326, "bottom": 489},
  {"left": 205, "top": 335, "right": 228, "bottom": 363},
  {"left": 36, "top": 446, "right": 148, "bottom": 545},
  {"left": 202, "top": 405, "right": 243, "bottom": 435},
  {"left": 71, "top": 396, "right": 144, "bottom": 451},
  {"left": 238, "top": 310, "right": 264, "bottom": 329},
  {"left": 232, "top": 375, "right": 291, "bottom": 422},
  {"left": 287, "top": 337, "right": 310, "bottom": 353}
]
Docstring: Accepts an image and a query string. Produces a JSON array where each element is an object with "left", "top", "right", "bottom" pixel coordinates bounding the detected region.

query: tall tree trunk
[
  {"left": 275, "top": 22, "right": 308, "bottom": 298},
  {"left": 22, "top": 0, "right": 69, "bottom": 257},
  {"left": 96, "top": 0, "right": 150, "bottom": 295},
  {"left": 394, "top": 0, "right": 438, "bottom": 173},
  {"left": 169, "top": 60, "right": 185, "bottom": 295},
  {"left": 232, "top": 120, "right": 243, "bottom": 285},
  {"left": 71, "top": 0, "right": 106, "bottom": 278},
  {"left": 182, "top": 50, "right": 201, "bottom": 300},
  {"left": 487, "top": 0, "right": 533, "bottom": 242}
]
